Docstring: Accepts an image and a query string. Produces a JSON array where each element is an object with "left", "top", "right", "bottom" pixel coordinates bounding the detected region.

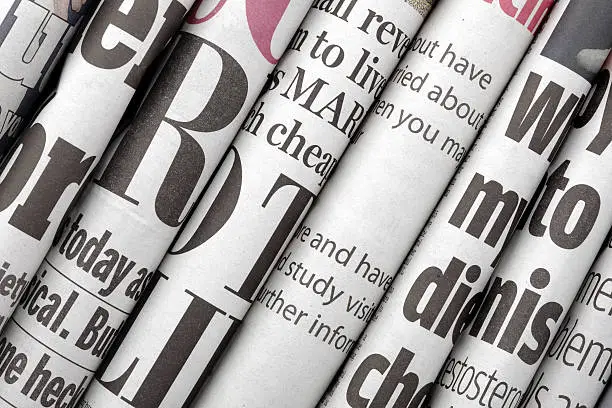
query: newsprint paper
[
  {"left": 320, "top": 1, "right": 612, "bottom": 407},
  {"left": 523, "top": 234, "right": 612, "bottom": 408},
  {"left": 0, "top": 0, "right": 96, "bottom": 158},
  {"left": 0, "top": 1, "right": 313, "bottom": 408},
  {"left": 0, "top": 0, "right": 195, "bottom": 406},
  {"left": 81, "top": 0, "right": 427, "bottom": 407},
  {"left": 430, "top": 55, "right": 612, "bottom": 408},
  {"left": 192, "top": 0, "right": 555, "bottom": 408},
  {"left": 596, "top": 383, "right": 612, "bottom": 407}
]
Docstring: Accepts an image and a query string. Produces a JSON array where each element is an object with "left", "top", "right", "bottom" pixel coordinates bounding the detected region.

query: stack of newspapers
[{"left": 0, "top": 0, "right": 611, "bottom": 407}]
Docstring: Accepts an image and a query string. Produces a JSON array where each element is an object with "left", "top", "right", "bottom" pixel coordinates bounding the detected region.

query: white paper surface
[
  {"left": 81, "top": 0, "right": 416, "bottom": 406},
  {"left": 190, "top": 0, "right": 556, "bottom": 407},
  {"left": 319, "top": 1, "right": 612, "bottom": 407},
  {"left": 522, "top": 235, "right": 612, "bottom": 408},
  {"left": 430, "top": 54, "right": 612, "bottom": 408},
  {"left": 0, "top": 0, "right": 195, "bottom": 406},
  {"left": 0, "top": 1, "right": 313, "bottom": 408},
  {"left": 0, "top": 0, "right": 96, "bottom": 158},
  {"left": 596, "top": 384, "right": 612, "bottom": 407}
]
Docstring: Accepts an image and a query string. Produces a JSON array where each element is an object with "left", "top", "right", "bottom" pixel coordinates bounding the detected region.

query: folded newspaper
[
  {"left": 430, "top": 53, "right": 612, "bottom": 408},
  {"left": 193, "top": 0, "right": 557, "bottom": 407},
  {"left": 81, "top": 0, "right": 415, "bottom": 406},
  {"left": 0, "top": 1, "right": 611, "bottom": 408},
  {"left": 0, "top": 1, "right": 314, "bottom": 408},
  {"left": 0, "top": 0, "right": 195, "bottom": 406},
  {"left": 523, "top": 234, "right": 612, "bottom": 407},
  {"left": 0, "top": 0, "right": 97, "bottom": 158},
  {"left": 319, "top": 1, "right": 612, "bottom": 407}
]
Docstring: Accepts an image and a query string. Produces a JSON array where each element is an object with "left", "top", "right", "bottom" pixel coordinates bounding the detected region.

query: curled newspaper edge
[
  {"left": 192, "top": 0, "right": 555, "bottom": 407},
  {"left": 319, "top": 1, "right": 612, "bottom": 407},
  {"left": 523, "top": 234, "right": 612, "bottom": 408},
  {"left": 0, "top": 0, "right": 98, "bottom": 158},
  {"left": 430, "top": 53, "right": 612, "bottom": 408},
  {"left": 81, "top": 0, "right": 427, "bottom": 406},
  {"left": 0, "top": 0, "right": 195, "bottom": 406},
  {"left": 596, "top": 383, "right": 612, "bottom": 407},
  {"left": 0, "top": 1, "right": 314, "bottom": 408}
]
